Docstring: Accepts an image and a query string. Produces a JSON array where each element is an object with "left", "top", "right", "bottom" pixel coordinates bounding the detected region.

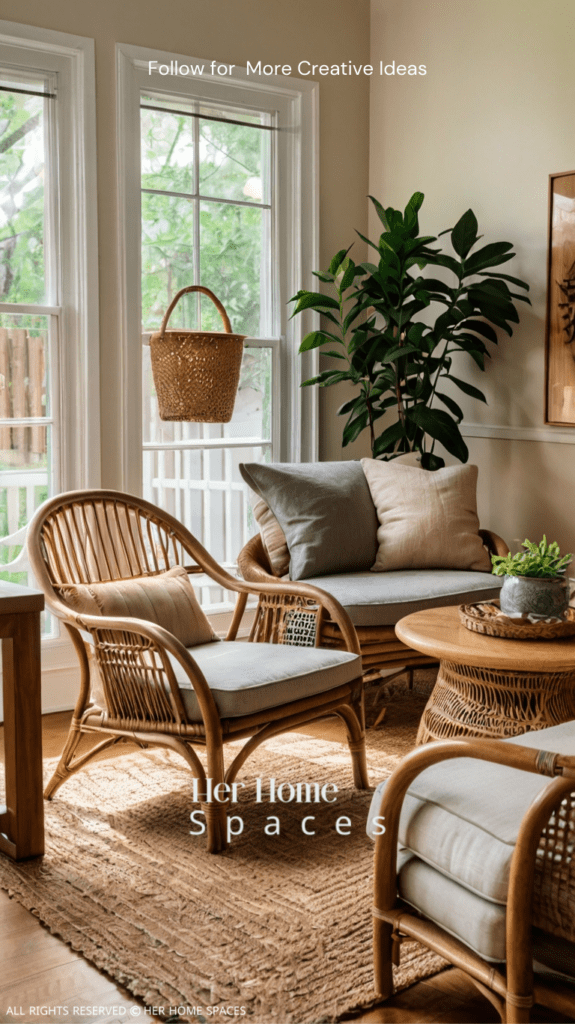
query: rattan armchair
[
  {"left": 27, "top": 489, "right": 369, "bottom": 853},
  {"left": 371, "top": 730, "right": 575, "bottom": 1023}
]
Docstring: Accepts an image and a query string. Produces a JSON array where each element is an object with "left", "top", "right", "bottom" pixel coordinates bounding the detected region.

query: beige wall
[
  {"left": 2, "top": 0, "right": 371, "bottom": 472},
  {"left": 370, "top": 0, "right": 575, "bottom": 555}
]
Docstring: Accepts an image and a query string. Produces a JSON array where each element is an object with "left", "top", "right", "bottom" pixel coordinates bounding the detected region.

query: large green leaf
[
  {"left": 290, "top": 291, "right": 340, "bottom": 315},
  {"left": 446, "top": 374, "right": 488, "bottom": 402},
  {"left": 407, "top": 404, "right": 469, "bottom": 462},
  {"left": 478, "top": 271, "right": 530, "bottom": 291},
  {"left": 430, "top": 253, "right": 463, "bottom": 278},
  {"left": 463, "top": 242, "right": 514, "bottom": 274},
  {"left": 369, "top": 195, "right": 391, "bottom": 231},
  {"left": 435, "top": 392, "right": 464, "bottom": 421},
  {"left": 298, "top": 330, "right": 341, "bottom": 352},
  {"left": 381, "top": 343, "right": 420, "bottom": 363},
  {"left": 342, "top": 410, "right": 368, "bottom": 446},
  {"left": 337, "top": 396, "right": 362, "bottom": 417},
  {"left": 458, "top": 319, "right": 499, "bottom": 344},
  {"left": 451, "top": 209, "right": 478, "bottom": 259},
  {"left": 355, "top": 229, "right": 381, "bottom": 255},
  {"left": 329, "top": 249, "right": 350, "bottom": 275},
  {"left": 340, "top": 259, "right": 356, "bottom": 290},
  {"left": 372, "top": 419, "right": 405, "bottom": 457}
]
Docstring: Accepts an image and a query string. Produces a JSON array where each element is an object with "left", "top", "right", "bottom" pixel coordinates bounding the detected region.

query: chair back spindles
[{"left": 37, "top": 495, "right": 197, "bottom": 591}]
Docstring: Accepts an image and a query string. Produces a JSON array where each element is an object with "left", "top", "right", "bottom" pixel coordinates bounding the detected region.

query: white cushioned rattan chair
[
  {"left": 367, "top": 723, "right": 575, "bottom": 1022},
  {"left": 27, "top": 489, "right": 369, "bottom": 853}
]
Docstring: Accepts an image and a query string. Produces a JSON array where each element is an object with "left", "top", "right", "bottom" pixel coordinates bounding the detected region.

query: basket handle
[{"left": 159, "top": 285, "right": 233, "bottom": 338}]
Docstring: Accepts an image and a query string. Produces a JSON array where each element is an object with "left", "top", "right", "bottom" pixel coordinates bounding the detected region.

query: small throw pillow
[
  {"left": 361, "top": 460, "right": 491, "bottom": 572},
  {"left": 240, "top": 461, "right": 379, "bottom": 580},
  {"left": 63, "top": 565, "right": 217, "bottom": 647},
  {"left": 250, "top": 491, "right": 290, "bottom": 577}
]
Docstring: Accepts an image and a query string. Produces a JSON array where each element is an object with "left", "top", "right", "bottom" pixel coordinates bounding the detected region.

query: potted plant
[
  {"left": 290, "top": 192, "right": 530, "bottom": 469},
  {"left": 491, "top": 537, "right": 573, "bottom": 621}
]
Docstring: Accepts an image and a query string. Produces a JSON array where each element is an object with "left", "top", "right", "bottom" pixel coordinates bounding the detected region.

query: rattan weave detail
[
  {"left": 416, "top": 659, "right": 575, "bottom": 743},
  {"left": 533, "top": 790, "right": 575, "bottom": 942}
]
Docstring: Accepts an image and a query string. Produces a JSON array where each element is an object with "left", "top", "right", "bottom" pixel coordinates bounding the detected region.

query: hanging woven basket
[{"left": 149, "top": 285, "right": 246, "bottom": 422}]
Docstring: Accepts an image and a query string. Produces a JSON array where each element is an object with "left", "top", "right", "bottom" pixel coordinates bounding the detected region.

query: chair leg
[
  {"left": 335, "top": 692, "right": 371, "bottom": 790},
  {"left": 44, "top": 718, "right": 84, "bottom": 799},
  {"left": 203, "top": 801, "right": 229, "bottom": 854},
  {"left": 373, "top": 917, "right": 394, "bottom": 1000}
]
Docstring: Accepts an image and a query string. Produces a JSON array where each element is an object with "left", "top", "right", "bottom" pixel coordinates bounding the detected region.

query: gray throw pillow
[{"left": 239, "top": 461, "right": 379, "bottom": 580}]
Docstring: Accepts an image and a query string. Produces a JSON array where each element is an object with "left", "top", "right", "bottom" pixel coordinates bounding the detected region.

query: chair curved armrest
[
  {"left": 74, "top": 612, "right": 221, "bottom": 734},
  {"left": 237, "top": 534, "right": 360, "bottom": 655},
  {"left": 235, "top": 576, "right": 361, "bottom": 656},
  {"left": 373, "top": 735, "right": 575, "bottom": 912},
  {"left": 479, "top": 529, "right": 510, "bottom": 557},
  {"left": 237, "top": 533, "right": 276, "bottom": 583}
]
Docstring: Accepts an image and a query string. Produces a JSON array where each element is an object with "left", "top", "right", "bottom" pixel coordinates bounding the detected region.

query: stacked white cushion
[{"left": 367, "top": 720, "right": 575, "bottom": 963}]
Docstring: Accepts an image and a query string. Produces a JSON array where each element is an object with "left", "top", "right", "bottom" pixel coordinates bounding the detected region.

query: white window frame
[
  {"left": 0, "top": 21, "right": 99, "bottom": 701},
  {"left": 116, "top": 43, "right": 319, "bottom": 498}
]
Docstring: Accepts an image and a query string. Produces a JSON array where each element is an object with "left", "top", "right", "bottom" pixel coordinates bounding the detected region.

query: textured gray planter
[{"left": 499, "top": 575, "right": 570, "bottom": 621}]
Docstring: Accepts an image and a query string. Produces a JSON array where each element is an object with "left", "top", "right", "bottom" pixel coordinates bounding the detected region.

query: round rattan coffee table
[{"left": 395, "top": 604, "right": 575, "bottom": 744}]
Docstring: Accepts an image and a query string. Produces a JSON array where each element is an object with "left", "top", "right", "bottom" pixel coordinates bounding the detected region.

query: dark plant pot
[{"left": 499, "top": 575, "right": 570, "bottom": 621}]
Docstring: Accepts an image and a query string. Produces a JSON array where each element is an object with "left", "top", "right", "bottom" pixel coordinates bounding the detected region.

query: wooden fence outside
[{"left": 0, "top": 327, "right": 47, "bottom": 459}]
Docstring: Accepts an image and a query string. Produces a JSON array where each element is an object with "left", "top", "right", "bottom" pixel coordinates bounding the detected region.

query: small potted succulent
[{"left": 491, "top": 536, "right": 573, "bottom": 621}]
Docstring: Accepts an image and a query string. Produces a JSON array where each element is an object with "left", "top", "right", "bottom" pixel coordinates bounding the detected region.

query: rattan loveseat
[{"left": 238, "top": 528, "right": 508, "bottom": 683}]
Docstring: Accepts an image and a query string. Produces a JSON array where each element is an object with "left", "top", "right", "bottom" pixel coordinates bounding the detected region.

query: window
[
  {"left": 118, "top": 46, "right": 318, "bottom": 611},
  {"left": 0, "top": 22, "right": 99, "bottom": 638},
  {"left": 140, "top": 94, "right": 279, "bottom": 606},
  {"left": 0, "top": 70, "right": 59, "bottom": 623}
]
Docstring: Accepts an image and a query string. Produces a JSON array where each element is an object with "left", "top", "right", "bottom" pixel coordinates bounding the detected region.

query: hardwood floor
[{"left": 0, "top": 712, "right": 572, "bottom": 1024}]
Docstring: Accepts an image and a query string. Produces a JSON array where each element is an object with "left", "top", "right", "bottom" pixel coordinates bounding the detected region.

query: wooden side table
[
  {"left": 396, "top": 604, "right": 575, "bottom": 744},
  {"left": 0, "top": 580, "right": 44, "bottom": 860}
]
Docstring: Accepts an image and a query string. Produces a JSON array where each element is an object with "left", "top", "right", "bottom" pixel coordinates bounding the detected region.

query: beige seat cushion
[
  {"left": 63, "top": 565, "right": 217, "bottom": 647},
  {"left": 250, "top": 492, "right": 290, "bottom": 577},
  {"left": 168, "top": 640, "right": 361, "bottom": 719},
  {"left": 361, "top": 460, "right": 491, "bottom": 572}
]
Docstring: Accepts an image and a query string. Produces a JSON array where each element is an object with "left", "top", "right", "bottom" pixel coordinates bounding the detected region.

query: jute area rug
[{"left": 0, "top": 672, "right": 446, "bottom": 1024}]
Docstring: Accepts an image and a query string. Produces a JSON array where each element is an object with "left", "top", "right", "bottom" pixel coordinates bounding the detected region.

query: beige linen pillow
[
  {"left": 361, "top": 460, "right": 491, "bottom": 572},
  {"left": 250, "top": 491, "right": 290, "bottom": 577},
  {"left": 63, "top": 565, "right": 217, "bottom": 647}
]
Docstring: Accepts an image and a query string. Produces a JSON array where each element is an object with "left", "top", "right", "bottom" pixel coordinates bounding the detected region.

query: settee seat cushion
[
  {"left": 304, "top": 568, "right": 502, "bottom": 626},
  {"left": 367, "top": 720, "right": 575, "bottom": 963},
  {"left": 169, "top": 640, "right": 360, "bottom": 721}
]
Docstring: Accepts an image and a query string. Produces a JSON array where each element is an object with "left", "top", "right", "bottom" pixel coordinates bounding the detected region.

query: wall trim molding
[{"left": 461, "top": 422, "right": 575, "bottom": 445}]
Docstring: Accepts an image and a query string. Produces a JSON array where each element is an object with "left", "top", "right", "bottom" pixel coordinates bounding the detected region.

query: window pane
[
  {"left": 0, "top": 314, "right": 51, "bottom": 627},
  {"left": 0, "top": 79, "right": 47, "bottom": 304},
  {"left": 143, "top": 442, "right": 269, "bottom": 567},
  {"left": 199, "top": 200, "right": 269, "bottom": 337},
  {"left": 199, "top": 115, "right": 269, "bottom": 205},
  {"left": 223, "top": 346, "right": 272, "bottom": 440},
  {"left": 0, "top": 310, "right": 50, "bottom": 429},
  {"left": 141, "top": 106, "right": 195, "bottom": 195},
  {"left": 141, "top": 193, "right": 196, "bottom": 330}
]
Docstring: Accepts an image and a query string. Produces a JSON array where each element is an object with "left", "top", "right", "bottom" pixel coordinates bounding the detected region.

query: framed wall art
[{"left": 545, "top": 170, "right": 575, "bottom": 424}]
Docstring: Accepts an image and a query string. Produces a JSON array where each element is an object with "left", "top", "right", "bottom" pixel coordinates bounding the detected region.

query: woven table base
[{"left": 416, "top": 659, "right": 575, "bottom": 743}]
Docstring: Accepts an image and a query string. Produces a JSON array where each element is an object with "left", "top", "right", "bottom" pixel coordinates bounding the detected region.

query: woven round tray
[{"left": 459, "top": 600, "right": 575, "bottom": 639}]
